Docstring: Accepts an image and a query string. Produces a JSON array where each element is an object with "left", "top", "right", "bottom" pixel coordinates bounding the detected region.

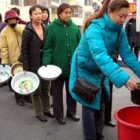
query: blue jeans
[{"left": 82, "top": 106, "right": 105, "bottom": 140}]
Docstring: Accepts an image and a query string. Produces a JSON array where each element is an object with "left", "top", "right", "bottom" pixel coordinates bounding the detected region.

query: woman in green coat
[{"left": 43, "top": 3, "right": 81, "bottom": 125}]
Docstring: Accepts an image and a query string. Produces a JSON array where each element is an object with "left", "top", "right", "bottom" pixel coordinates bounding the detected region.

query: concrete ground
[{"left": 0, "top": 63, "right": 138, "bottom": 140}]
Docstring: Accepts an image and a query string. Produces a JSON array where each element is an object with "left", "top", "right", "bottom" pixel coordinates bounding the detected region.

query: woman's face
[
  {"left": 42, "top": 10, "right": 48, "bottom": 21},
  {"left": 108, "top": 8, "right": 129, "bottom": 25},
  {"left": 59, "top": 8, "right": 72, "bottom": 22},
  {"left": 30, "top": 7, "right": 42, "bottom": 24},
  {"left": 7, "top": 18, "right": 17, "bottom": 25}
]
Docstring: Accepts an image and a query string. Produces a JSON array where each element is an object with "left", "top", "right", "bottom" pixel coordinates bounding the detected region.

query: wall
[{"left": 0, "top": 2, "right": 30, "bottom": 22}]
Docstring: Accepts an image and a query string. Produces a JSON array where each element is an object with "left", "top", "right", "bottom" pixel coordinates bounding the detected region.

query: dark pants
[
  {"left": 131, "top": 43, "right": 139, "bottom": 58},
  {"left": 32, "top": 79, "right": 51, "bottom": 116},
  {"left": 7, "top": 77, "right": 12, "bottom": 91},
  {"left": 133, "top": 46, "right": 139, "bottom": 58},
  {"left": 7, "top": 77, "right": 30, "bottom": 104},
  {"left": 82, "top": 106, "right": 105, "bottom": 140},
  {"left": 104, "top": 81, "right": 113, "bottom": 122},
  {"left": 52, "top": 77, "right": 77, "bottom": 119}
]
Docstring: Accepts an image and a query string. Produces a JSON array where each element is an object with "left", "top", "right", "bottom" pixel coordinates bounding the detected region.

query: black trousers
[
  {"left": 52, "top": 77, "right": 77, "bottom": 119},
  {"left": 130, "top": 43, "right": 139, "bottom": 58},
  {"left": 7, "top": 77, "right": 30, "bottom": 103},
  {"left": 104, "top": 81, "right": 113, "bottom": 122},
  {"left": 133, "top": 46, "right": 139, "bottom": 58},
  {"left": 82, "top": 106, "right": 105, "bottom": 140}
]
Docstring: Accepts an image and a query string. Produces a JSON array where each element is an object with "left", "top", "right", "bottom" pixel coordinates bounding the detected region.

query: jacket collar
[
  {"left": 129, "top": 18, "right": 136, "bottom": 23},
  {"left": 103, "top": 13, "right": 122, "bottom": 31},
  {"left": 92, "top": 13, "right": 122, "bottom": 31},
  {"left": 53, "top": 18, "right": 72, "bottom": 26},
  {"left": 26, "top": 22, "right": 46, "bottom": 33}
]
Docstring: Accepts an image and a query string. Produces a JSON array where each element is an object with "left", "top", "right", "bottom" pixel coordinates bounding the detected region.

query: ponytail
[
  {"left": 82, "top": 0, "right": 111, "bottom": 32},
  {"left": 82, "top": 0, "right": 129, "bottom": 32}
]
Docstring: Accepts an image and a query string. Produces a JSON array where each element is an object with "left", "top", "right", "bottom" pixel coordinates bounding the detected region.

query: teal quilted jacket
[{"left": 69, "top": 13, "right": 140, "bottom": 110}]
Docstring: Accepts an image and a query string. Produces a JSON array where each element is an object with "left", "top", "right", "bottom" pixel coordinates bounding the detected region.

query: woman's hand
[
  {"left": 42, "top": 63, "right": 47, "bottom": 67},
  {"left": 125, "top": 78, "right": 137, "bottom": 91}
]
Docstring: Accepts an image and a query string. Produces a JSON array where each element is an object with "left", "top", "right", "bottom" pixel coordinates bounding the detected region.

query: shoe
[
  {"left": 36, "top": 114, "right": 48, "bottom": 122},
  {"left": 66, "top": 114, "right": 80, "bottom": 121},
  {"left": 16, "top": 99, "right": 25, "bottom": 106},
  {"left": 56, "top": 118, "right": 66, "bottom": 125},
  {"left": 44, "top": 112, "right": 55, "bottom": 118},
  {"left": 105, "top": 121, "right": 116, "bottom": 127},
  {"left": 24, "top": 96, "right": 32, "bottom": 104}
]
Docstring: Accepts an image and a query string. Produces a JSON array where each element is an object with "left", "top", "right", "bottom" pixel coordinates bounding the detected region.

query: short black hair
[
  {"left": 0, "top": 13, "right": 2, "bottom": 21},
  {"left": 41, "top": 6, "right": 50, "bottom": 22},
  {"left": 11, "top": 7, "right": 20, "bottom": 15},
  {"left": 57, "top": 3, "right": 72, "bottom": 18},
  {"left": 133, "top": 11, "right": 136, "bottom": 15},
  {"left": 29, "top": 4, "right": 42, "bottom": 16}
]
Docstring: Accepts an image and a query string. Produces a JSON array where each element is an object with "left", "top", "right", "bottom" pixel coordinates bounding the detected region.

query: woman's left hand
[{"left": 125, "top": 78, "right": 138, "bottom": 91}]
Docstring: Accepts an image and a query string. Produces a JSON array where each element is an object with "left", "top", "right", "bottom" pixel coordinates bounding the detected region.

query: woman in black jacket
[
  {"left": 20, "top": 5, "right": 54, "bottom": 122},
  {"left": 42, "top": 6, "right": 50, "bottom": 26},
  {"left": 125, "top": 11, "right": 140, "bottom": 58}
]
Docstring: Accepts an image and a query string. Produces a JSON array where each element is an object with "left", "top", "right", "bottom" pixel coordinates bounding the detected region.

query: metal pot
[{"left": 131, "top": 89, "right": 140, "bottom": 105}]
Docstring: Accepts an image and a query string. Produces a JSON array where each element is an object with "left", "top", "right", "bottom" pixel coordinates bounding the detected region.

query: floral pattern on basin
[{"left": 19, "top": 80, "right": 34, "bottom": 93}]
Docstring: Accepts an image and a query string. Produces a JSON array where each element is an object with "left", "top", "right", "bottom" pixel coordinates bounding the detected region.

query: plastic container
[
  {"left": 0, "top": 64, "right": 11, "bottom": 85},
  {"left": 11, "top": 62, "right": 23, "bottom": 77},
  {"left": 114, "top": 106, "right": 140, "bottom": 140},
  {"left": 11, "top": 71, "right": 40, "bottom": 95},
  {"left": 38, "top": 65, "right": 62, "bottom": 81}
]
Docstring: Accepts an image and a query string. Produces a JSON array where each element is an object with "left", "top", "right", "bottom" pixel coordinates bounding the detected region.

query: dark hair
[
  {"left": 108, "top": 0, "right": 129, "bottom": 12},
  {"left": 133, "top": 11, "right": 136, "bottom": 15},
  {"left": 94, "top": 7, "right": 100, "bottom": 13},
  {"left": 11, "top": 7, "right": 20, "bottom": 15},
  {"left": 83, "top": 0, "right": 129, "bottom": 32},
  {"left": 29, "top": 4, "right": 42, "bottom": 16},
  {"left": 57, "top": 3, "right": 72, "bottom": 18},
  {"left": 83, "top": 0, "right": 110, "bottom": 32},
  {"left": 101, "top": 0, "right": 105, "bottom": 4},
  {"left": 41, "top": 6, "right": 50, "bottom": 23},
  {"left": 0, "top": 13, "right": 2, "bottom": 21}
]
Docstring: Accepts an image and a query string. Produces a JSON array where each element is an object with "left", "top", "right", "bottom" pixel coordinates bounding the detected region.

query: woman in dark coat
[
  {"left": 42, "top": 6, "right": 50, "bottom": 26},
  {"left": 125, "top": 11, "right": 140, "bottom": 58},
  {"left": 20, "top": 5, "right": 54, "bottom": 122}
]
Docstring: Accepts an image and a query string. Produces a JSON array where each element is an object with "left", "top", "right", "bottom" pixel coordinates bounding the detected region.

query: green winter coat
[{"left": 42, "top": 19, "right": 81, "bottom": 77}]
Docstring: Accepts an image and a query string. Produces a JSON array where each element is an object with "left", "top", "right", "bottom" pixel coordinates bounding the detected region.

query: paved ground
[{"left": 0, "top": 63, "right": 138, "bottom": 140}]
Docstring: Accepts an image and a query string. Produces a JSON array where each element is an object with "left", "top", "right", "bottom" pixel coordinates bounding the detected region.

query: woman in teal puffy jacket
[{"left": 69, "top": 0, "right": 140, "bottom": 140}]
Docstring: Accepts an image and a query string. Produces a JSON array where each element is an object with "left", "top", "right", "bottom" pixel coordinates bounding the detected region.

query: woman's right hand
[
  {"left": 125, "top": 78, "right": 137, "bottom": 91},
  {"left": 42, "top": 63, "right": 47, "bottom": 67}
]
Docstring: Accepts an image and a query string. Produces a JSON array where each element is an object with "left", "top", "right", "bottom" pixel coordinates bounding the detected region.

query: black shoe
[
  {"left": 24, "top": 96, "right": 32, "bottom": 104},
  {"left": 36, "top": 114, "right": 48, "bottom": 122},
  {"left": 44, "top": 112, "right": 55, "bottom": 118},
  {"left": 56, "top": 118, "right": 66, "bottom": 125},
  {"left": 16, "top": 99, "right": 25, "bottom": 106},
  {"left": 105, "top": 121, "right": 116, "bottom": 127},
  {"left": 66, "top": 114, "right": 80, "bottom": 121}
]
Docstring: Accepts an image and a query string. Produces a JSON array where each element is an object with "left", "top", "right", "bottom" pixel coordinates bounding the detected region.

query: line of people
[
  {"left": 0, "top": 4, "right": 80, "bottom": 124},
  {"left": 0, "top": 1, "right": 140, "bottom": 140}
]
